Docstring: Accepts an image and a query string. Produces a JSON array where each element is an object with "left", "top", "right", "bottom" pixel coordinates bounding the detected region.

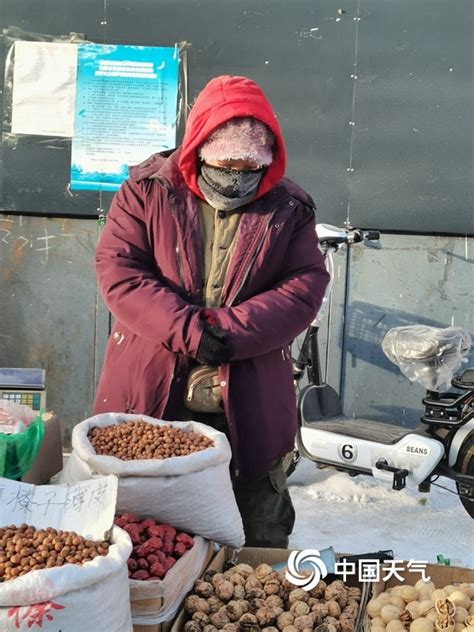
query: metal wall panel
[
  {"left": 0, "top": 1, "right": 472, "bottom": 443},
  {"left": 1, "top": 219, "right": 472, "bottom": 444},
  {"left": 0, "top": 215, "right": 107, "bottom": 444},
  {"left": 341, "top": 234, "right": 473, "bottom": 427},
  {"left": 106, "top": 0, "right": 358, "bottom": 229},
  {"left": 1, "top": 0, "right": 472, "bottom": 231},
  {"left": 0, "top": 0, "right": 106, "bottom": 217},
  {"left": 349, "top": 0, "right": 473, "bottom": 233},
  {"left": 292, "top": 246, "right": 348, "bottom": 394}
]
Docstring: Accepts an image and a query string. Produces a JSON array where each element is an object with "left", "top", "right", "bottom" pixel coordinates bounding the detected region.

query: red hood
[{"left": 178, "top": 75, "right": 287, "bottom": 200}]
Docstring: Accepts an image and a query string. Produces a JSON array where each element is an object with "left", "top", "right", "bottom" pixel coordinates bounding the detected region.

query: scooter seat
[
  {"left": 302, "top": 415, "right": 415, "bottom": 445},
  {"left": 452, "top": 368, "right": 474, "bottom": 390},
  {"left": 299, "top": 383, "right": 417, "bottom": 445}
]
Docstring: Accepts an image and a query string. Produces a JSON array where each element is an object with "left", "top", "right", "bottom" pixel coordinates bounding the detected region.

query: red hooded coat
[{"left": 94, "top": 76, "right": 330, "bottom": 479}]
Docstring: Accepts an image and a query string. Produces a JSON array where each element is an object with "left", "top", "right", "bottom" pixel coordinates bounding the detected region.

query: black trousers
[{"left": 190, "top": 412, "right": 296, "bottom": 548}]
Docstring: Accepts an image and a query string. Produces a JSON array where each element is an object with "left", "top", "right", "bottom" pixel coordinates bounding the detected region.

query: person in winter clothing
[{"left": 94, "top": 75, "right": 330, "bottom": 547}]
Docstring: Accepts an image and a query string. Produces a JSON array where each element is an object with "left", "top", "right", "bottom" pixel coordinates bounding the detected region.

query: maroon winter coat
[{"left": 94, "top": 76, "right": 329, "bottom": 479}]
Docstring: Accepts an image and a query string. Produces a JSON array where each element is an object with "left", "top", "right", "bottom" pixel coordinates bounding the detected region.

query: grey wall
[
  {"left": 297, "top": 233, "right": 473, "bottom": 429},
  {"left": 0, "top": 0, "right": 472, "bottom": 443},
  {"left": 1, "top": 0, "right": 473, "bottom": 232},
  {"left": 2, "top": 218, "right": 471, "bottom": 444},
  {"left": 0, "top": 215, "right": 108, "bottom": 444},
  {"left": 341, "top": 234, "right": 474, "bottom": 426}
]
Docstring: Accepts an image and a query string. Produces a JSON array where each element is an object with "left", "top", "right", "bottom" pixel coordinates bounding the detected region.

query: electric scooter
[{"left": 284, "top": 224, "right": 474, "bottom": 518}]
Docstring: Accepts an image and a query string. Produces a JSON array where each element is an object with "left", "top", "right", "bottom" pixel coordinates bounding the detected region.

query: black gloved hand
[{"left": 196, "top": 325, "right": 234, "bottom": 366}]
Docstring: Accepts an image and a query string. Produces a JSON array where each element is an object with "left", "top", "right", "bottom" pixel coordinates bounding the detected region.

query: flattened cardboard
[
  {"left": 131, "top": 540, "right": 215, "bottom": 632},
  {"left": 371, "top": 563, "right": 474, "bottom": 595},
  {"left": 21, "top": 414, "right": 63, "bottom": 484},
  {"left": 0, "top": 475, "right": 118, "bottom": 540}
]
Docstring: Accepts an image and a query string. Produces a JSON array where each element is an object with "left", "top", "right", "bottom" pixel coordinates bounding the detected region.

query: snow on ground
[{"left": 288, "top": 458, "right": 474, "bottom": 567}]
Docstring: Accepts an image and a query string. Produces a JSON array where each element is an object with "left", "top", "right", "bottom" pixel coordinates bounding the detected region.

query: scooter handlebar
[
  {"left": 364, "top": 230, "right": 381, "bottom": 241},
  {"left": 316, "top": 224, "right": 381, "bottom": 248}
]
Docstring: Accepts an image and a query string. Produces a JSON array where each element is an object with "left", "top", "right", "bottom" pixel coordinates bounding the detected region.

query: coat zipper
[
  {"left": 225, "top": 211, "right": 275, "bottom": 479},
  {"left": 175, "top": 243, "right": 185, "bottom": 288},
  {"left": 227, "top": 211, "right": 276, "bottom": 307},
  {"left": 165, "top": 191, "right": 185, "bottom": 412},
  {"left": 167, "top": 194, "right": 186, "bottom": 291}
]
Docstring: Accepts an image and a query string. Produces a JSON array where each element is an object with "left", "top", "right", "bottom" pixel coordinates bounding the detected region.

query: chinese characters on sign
[
  {"left": 0, "top": 476, "right": 117, "bottom": 540},
  {"left": 11, "top": 41, "right": 77, "bottom": 137},
  {"left": 70, "top": 43, "right": 179, "bottom": 191}
]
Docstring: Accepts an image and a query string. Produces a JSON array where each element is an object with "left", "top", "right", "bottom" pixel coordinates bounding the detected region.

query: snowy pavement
[{"left": 288, "top": 458, "right": 474, "bottom": 567}]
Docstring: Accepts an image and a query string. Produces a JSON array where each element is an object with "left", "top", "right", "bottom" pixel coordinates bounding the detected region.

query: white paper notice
[
  {"left": 11, "top": 41, "right": 78, "bottom": 137},
  {"left": 0, "top": 475, "right": 118, "bottom": 540}
]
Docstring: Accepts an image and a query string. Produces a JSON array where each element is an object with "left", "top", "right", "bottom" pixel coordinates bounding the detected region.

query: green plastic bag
[{"left": 0, "top": 415, "right": 45, "bottom": 480}]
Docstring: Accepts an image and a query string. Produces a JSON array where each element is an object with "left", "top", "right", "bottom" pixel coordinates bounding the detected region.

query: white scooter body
[
  {"left": 298, "top": 417, "right": 444, "bottom": 486},
  {"left": 293, "top": 224, "right": 472, "bottom": 492}
]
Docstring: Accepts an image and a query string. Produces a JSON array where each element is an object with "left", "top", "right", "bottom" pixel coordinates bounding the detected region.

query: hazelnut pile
[
  {"left": 88, "top": 421, "right": 214, "bottom": 460},
  {"left": 183, "top": 563, "right": 362, "bottom": 632},
  {"left": 0, "top": 524, "right": 110, "bottom": 582}
]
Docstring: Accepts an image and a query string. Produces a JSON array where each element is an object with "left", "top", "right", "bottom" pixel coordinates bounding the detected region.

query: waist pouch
[{"left": 184, "top": 365, "right": 224, "bottom": 413}]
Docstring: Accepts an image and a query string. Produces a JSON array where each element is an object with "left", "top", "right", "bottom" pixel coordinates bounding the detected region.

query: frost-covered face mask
[{"left": 198, "top": 164, "right": 265, "bottom": 211}]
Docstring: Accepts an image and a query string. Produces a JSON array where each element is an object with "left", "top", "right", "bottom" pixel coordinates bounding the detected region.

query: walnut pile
[
  {"left": 184, "top": 563, "right": 361, "bottom": 631},
  {"left": 366, "top": 579, "right": 474, "bottom": 632}
]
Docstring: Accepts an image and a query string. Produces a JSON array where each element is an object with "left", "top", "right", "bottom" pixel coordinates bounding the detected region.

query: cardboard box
[
  {"left": 364, "top": 563, "right": 474, "bottom": 632},
  {"left": 21, "top": 413, "right": 63, "bottom": 484},
  {"left": 171, "top": 547, "right": 370, "bottom": 632},
  {"left": 371, "top": 563, "right": 474, "bottom": 595},
  {"left": 132, "top": 540, "right": 216, "bottom": 632}
]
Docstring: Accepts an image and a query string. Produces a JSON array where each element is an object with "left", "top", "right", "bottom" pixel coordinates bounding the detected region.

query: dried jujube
[{"left": 116, "top": 514, "right": 194, "bottom": 581}]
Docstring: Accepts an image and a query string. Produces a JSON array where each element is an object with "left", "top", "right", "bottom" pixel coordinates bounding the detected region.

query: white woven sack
[
  {"left": 59, "top": 413, "right": 245, "bottom": 548},
  {"left": 0, "top": 526, "right": 132, "bottom": 631}
]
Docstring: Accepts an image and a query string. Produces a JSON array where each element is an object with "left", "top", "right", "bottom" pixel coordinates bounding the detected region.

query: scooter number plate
[{"left": 338, "top": 443, "right": 358, "bottom": 462}]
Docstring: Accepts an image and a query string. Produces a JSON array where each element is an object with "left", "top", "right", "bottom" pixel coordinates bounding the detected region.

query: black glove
[{"left": 196, "top": 325, "right": 234, "bottom": 366}]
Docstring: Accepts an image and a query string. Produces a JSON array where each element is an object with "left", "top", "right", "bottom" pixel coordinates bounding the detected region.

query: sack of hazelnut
[
  {"left": 58, "top": 413, "right": 245, "bottom": 548},
  {"left": 0, "top": 524, "right": 132, "bottom": 632}
]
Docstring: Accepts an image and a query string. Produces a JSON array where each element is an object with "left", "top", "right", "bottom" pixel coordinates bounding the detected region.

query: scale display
[
  {"left": 0, "top": 368, "right": 45, "bottom": 389},
  {"left": 0, "top": 368, "right": 46, "bottom": 411}
]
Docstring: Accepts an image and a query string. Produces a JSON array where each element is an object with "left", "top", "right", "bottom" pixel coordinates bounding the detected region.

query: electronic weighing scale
[{"left": 0, "top": 368, "right": 46, "bottom": 411}]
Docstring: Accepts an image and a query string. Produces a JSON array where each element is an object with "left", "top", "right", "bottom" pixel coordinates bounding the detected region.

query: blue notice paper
[{"left": 71, "top": 44, "right": 179, "bottom": 191}]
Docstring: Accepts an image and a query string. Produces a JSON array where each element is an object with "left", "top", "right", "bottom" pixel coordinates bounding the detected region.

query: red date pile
[
  {"left": 0, "top": 524, "right": 109, "bottom": 582},
  {"left": 88, "top": 421, "right": 214, "bottom": 460},
  {"left": 114, "top": 514, "right": 194, "bottom": 581}
]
